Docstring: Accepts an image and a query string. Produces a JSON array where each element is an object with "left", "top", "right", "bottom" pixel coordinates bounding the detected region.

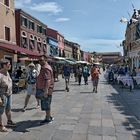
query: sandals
[{"left": 0, "top": 126, "right": 8, "bottom": 132}]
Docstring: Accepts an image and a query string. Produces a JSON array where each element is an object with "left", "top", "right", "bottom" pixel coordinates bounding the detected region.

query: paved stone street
[{"left": 1, "top": 73, "right": 140, "bottom": 140}]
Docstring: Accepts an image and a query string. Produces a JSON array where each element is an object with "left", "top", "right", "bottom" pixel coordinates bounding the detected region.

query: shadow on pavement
[
  {"left": 12, "top": 107, "right": 36, "bottom": 112},
  {"left": 106, "top": 83, "right": 140, "bottom": 139},
  {"left": 12, "top": 120, "right": 41, "bottom": 133},
  {"left": 53, "top": 89, "right": 66, "bottom": 92},
  {"left": 80, "top": 91, "right": 94, "bottom": 94}
]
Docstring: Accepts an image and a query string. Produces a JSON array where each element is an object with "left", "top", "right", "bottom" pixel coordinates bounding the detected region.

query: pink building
[{"left": 47, "top": 28, "right": 64, "bottom": 57}]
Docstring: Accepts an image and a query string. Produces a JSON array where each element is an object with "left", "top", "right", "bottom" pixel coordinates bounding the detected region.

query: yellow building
[{"left": 0, "top": 0, "right": 17, "bottom": 71}]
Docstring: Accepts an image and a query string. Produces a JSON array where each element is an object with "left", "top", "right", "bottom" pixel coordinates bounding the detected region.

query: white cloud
[
  {"left": 72, "top": 10, "right": 87, "bottom": 15},
  {"left": 80, "top": 38, "right": 123, "bottom": 53},
  {"left": 65, "top": 36, "right": 123, "bottom": 53},
  {"left": 15, "top": 0, "right": 32, "bottom": 8},
  {"left": 30, "top": 2, "right": 62, "bottom": 14},
  {"left": 55, "top": 18, "right": 70, "bottom": 22}
]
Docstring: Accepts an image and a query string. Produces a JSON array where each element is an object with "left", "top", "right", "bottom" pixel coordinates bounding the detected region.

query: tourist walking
[
  {"left": 22, "top": 63, "right": 39, "bottom": 112},
  {"left": 83, "top": 64, "right": 90, "bottom": 85},
  {"left": 36, "top": 55, "right": 54, "bottom": 124},
  {"left": 91, "top": 64, "right": 100, "bottom": 93},
  {"left": 77, "top": 66, "right": 83, "bottom": 85},
  {"left": 0, "top": 59, "right": 16, "bottom": 132},
  {"left": 63, "top": 63, "right": 71, "bottom": 92}
]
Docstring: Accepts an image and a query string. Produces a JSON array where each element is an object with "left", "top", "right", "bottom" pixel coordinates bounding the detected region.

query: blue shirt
[{"left": 63, "top": 66, "right": 70, "bottom": 76}]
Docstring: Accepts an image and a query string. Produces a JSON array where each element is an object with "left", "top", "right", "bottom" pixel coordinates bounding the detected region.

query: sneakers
[
  {"left": 40, "top": 116, "right": 54, "bottom": 125},
  {"left": 35, "top": 105, "right": 40, "bottom": 109},
  {"left": 22, "top": 107, "right": 26, "bottom": 112},
  {"left": 50, "top": 116, "right": 54, "bottom": 121},
  {"left": 7, "top": 120, "right": 16, "bottom": 127}
]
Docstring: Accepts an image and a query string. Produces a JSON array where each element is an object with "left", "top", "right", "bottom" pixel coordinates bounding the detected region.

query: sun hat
[{"left": 28, "top": 63, "right": 35, "bottom": 67}]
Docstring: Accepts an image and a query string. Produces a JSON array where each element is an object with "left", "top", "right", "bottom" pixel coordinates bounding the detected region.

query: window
[
  {"left": 21, "top": 37, "right": 28, "bottom": 48},
  {"left": 42, "top": 28, "right": 46, "bottom": 35},
  {"left": 29, "top": 40, "right": 35, "bottom": 50},
  {"left": 21, "top": 17, "right": 28, "bottom": 27},
  {"left": 5, "top": 26, "right": 10, "bottom": 41},
  {"left": 43, "top": 44, "right": 47, "bottom": 52},
  {"left": 37, "top": 42, "right": 42, "bottom": 52},
  {"left": 37, "top": 25, "right": 42, "bottom": 33},
  {"left": 29, "top": 21, "right": 34, "bottom": 30},
  {"left": 4, "top": 0, "right": 9, "bottom": 7}
]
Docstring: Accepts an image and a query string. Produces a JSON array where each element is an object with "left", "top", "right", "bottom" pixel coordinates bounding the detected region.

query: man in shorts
[{"left": 36, "top": 55, "right": 54, "bottom": 124}]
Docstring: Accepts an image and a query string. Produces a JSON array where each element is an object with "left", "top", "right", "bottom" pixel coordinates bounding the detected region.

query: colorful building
[
  {"left": 64, "top": 39, "right": 73, "bottom": 58},
  {"left": 15, "top": 9, "right": 47, "bottom": 61},
  {"left": 124, "top": 9, "right": 140, "bottom": 70},
  {"left": 47, "top": 28, "right": 64, "bottom": 57}
]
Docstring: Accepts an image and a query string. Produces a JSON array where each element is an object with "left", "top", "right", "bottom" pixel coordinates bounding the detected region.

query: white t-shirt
[{"left": 0, "top": 72, "right": 12, "bottom": 96}]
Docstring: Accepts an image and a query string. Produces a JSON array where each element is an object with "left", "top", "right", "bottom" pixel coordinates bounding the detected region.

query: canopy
[
  {"left": 76, "top": 61, "right": 90, "bottom": 65},
  {"left": 93, "top": 62, "right": 101, "bottom": 65},
  {"left": 53, "top": 56, "right": 65, "bottom": 60},
  {"left": 54, "top": 57, "right": 76, "bottom": 65}
]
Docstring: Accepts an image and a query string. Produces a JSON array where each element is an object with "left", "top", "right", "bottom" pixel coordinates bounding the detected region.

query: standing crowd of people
[
  {"left": 0, "top": 55, "right": 101, "bottom": 132},
  {"left": 0, "top": 55, "right": 55, "bottom": 132}
]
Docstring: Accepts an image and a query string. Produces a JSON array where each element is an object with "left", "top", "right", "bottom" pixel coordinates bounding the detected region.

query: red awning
[{"left": 0, "top": 42, "right": 42, "bottom": 58}]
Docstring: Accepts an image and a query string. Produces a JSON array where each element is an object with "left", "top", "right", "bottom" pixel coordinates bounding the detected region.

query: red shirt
[{"left": 36, "top": 64, "right": 54, "bottom": 89}]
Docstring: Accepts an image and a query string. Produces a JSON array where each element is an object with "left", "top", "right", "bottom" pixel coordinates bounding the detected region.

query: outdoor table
[
  {"left": 117, "top": 75, "right": 134, "bottom": 91},
  {"left": 133, "top": 76, "right": 140, "bottom": 85}
]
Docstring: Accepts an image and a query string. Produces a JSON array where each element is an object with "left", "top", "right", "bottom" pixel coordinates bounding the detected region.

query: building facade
[
  {"left": 0, "top": 0, "right": 17, "bottom": 71},
  {"left": 47, "top": 28, "right": 64, "bottom": 57},
  {"left": 47, "top": 37, "right": 58, "bottom": 56},
  {"left": 64, "top": 39, "right": 73, "bottom": 58},
  {"left": 98, "top": 52, "right": 122, "bottom": 64},
  {"left": 71, "top": 42, "right": 80, "bottom": 60},
  {"left": 15, "top": 9, "right": 47, "bottom": 61},
  {"left": 124, "top": 9, "right": 140, "bottom": 70}
]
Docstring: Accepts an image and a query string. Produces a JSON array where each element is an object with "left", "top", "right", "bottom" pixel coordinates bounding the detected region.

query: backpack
[
  {"left": 91, "top": 68, "right": 99, "bottom": 78},
  {"left": 83, "top": 67, "right": 88, "bottom": 73},
  {"left": 27, "top": 69, "right": 37, "bottom": 84}
]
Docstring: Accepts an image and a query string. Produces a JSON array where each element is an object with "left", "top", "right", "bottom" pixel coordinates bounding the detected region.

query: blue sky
[{"left": 15, "top": 0, "right": 140, "bottom": 54}]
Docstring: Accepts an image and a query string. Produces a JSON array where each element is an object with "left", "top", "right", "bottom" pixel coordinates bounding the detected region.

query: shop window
[
  {"left": 5, "top": 26, "right": 10, "bottom": 41},
  {"left": 4, "top": 0, "right": 9, "bottom": 7}
]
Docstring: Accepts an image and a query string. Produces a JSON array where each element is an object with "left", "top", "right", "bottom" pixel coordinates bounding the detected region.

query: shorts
[
  {"left": 36, "top": 89, "right": 44, "bottom": 99},
  {"left": 64, "top": 76, "right": 70, "bottom": 82},
  {"left": 27, "top": 84, "right": 36, "bottom": 95},
  {"left": 0, "top": 95, "right": 12, "bottom": 114},
  {"left": 92, "top": 78, "right": 99, "bottom": 86},
  {"left": 41, "top": 95, "right": 52, "bottom": 111}
]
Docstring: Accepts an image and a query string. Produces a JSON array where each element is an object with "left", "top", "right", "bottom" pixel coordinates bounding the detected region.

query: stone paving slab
[{"left": 1, "top": 73, "right": 140, "bottom": 139}]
